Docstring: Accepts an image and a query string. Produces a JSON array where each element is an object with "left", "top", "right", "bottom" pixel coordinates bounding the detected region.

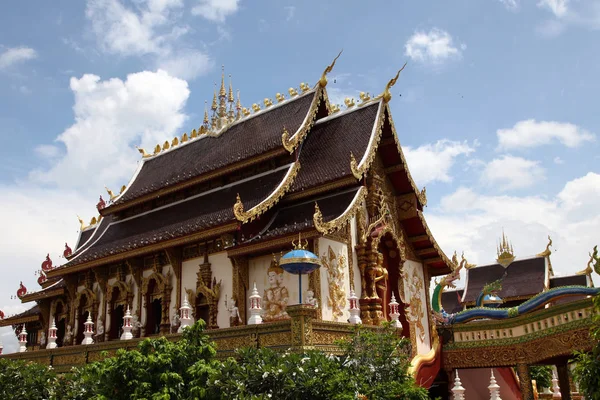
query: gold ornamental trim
[
  {"left": 313, "top": 187, "right": 367, "bottom": 235},
  {"left": 234, "top": 162, "right": 301, "bottom": 223},
  {"left": 408, "top": 332, "right": 440, "bottom": 378},
  {"left": 414, "top": 210, "right": 453, "bottom": 274},
  {"left": 349, "top": 100, "right": 385, "bottom": 180},
  {"left": 20, "top": 287, "right": 65, "bottom": 304},
  {"left": 47, "top": 222, "right": 239, "bottom": 278},
  {"left": 281, "top": 87, "right": 322, "bottom": 154},
  {"left": 0, "top": 314, "right": 40, "bottom": 327}
]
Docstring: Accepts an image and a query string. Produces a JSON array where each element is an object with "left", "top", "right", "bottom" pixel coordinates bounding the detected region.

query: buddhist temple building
[{"left": 1, "top": 56, "right": 598, "bottom": 400}]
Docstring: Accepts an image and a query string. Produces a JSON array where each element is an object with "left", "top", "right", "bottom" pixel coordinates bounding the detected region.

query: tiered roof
[{"left": 32, "top": 55, "right": 451, "bottom": 289}]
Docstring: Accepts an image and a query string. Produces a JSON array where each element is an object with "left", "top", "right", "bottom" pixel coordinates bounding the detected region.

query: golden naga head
[
  {"left": 288, "top": 87, "right": 298, "bottom": 97},
  {"left": 275, "top": 93, "right": 285, "bottom": 103},
  {"left": 242, "top": 107, "right": 250, "bottom": 116},
  {"left": 263, "top": 98, "right": 273, "bottom": 107},
  {"left": 299, "top": 82, "right": 310, "bottom": 93},
  {"left": 344, "top": 97, "right": 355, "bottom": 108},
  {"left": 359, "top": 92, "right": 370, "bottom": 102},
  {"left": 251, "top": 103, "right": 261, "bottom": 112}
]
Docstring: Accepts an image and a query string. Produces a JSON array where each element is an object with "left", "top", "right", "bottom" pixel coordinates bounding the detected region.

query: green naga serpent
[
  {"left": 431, "top": 251, "right": 474, "bottom": 315},
  {"left": 431, "top": 246, "right": 600, "bottom": 325}
]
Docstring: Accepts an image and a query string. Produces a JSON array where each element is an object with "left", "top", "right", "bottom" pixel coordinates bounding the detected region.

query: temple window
[{"left": 145, "top": 279, "right": 162, "bottom": 335}]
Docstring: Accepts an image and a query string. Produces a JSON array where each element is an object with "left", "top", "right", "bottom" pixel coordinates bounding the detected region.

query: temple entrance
[
  {"left": 195, "top": 293, "right": 210, "bottom": 324},
  {"left": 378, "top": 233, "right": 411, "bottom": 339},
  {"left": 76, "top": 310, "right": 89, "bottom": 345},
  {"left": 56, "top": 318, "right": 66, "bottom": 347},
  {"left": 145, "top": 279, "right": 162, "bottom": 335},
  {"left": 110, "top": 304, "right": 124, "bottom": 340}
]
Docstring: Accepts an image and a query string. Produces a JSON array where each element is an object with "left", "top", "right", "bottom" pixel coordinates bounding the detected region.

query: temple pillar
[
  {"left": 165, "top": 248, "right": 183, "bottom": 310},
  {"left": 516, "top": 363, "right": 535, "bottom": 400},
  {"left": 287, "top": 304, "right": 317, "bottom": 351},
  {"left": 556, "top": 364, "right": 571, "bottom": 400}
]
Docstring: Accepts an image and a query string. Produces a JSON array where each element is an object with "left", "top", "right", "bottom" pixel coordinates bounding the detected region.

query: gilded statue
[
  {"left": 321, "top": 246, "right": 347, "bottom": 321},
  {"left": 262, "top": 259, "right": 289, "bottom": 322},
  {"left": 366, "top": 252, "right": 388, "bottom": 299}
]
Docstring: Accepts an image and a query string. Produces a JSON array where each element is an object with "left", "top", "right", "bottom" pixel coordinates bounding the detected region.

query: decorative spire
[
  {"left": 121, "top": 305, "right": 133, "bottom": 340},
  {"left": 219, "top": 65, "right": 226, "bottom": 97},
  {"left": 82, "top": 313, "right": 94, "bottom": 345},
  {"left": 203, "top": 101, "right": 210, "bottom": 126},
  {"left": 18, "top": 324, "right": 27, "bottom": 353},
  {"left": 451, "top": 370, "right": 466, "bottom": 399},
  {"left": 235, "top": 90, "right": 242, "bottom": 120},
  {"left": 381, "top": 62, "right": 407, "bottom": 103},
  {"left": 488, "top": 369, "right": 502, "bottom": 400},
  {"left": 318, "top": 49, "right": 343, "bottom": 87},
  {"left": 248, "top": 282, "right": 262, "bottom": 325},
  {"left": 496, "top": 229, "right": 515, "bottom": 268},
  {"left": 211, "top": 84, "right": 218, "bottom": 111},
  {"left": 228, "top": 74, "right": 234, "bottom": 103}
]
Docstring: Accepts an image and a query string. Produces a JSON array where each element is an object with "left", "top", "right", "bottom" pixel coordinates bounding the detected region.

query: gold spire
[
  {"left": 203, "top": 100, "right": 210, "bottom": 126},
  {"left": 496, "top": 229, "right": 515, "bottom": 268},
  {"left": 228, "top": 74, "right": 234, "bottom": 103},
  {"left": 211, "top": 84, "right": 218, "bottom": 111},
  {"left": 235, "top": 90, "right": 242, "bottom": 120},
  {"left": 318, "top": 49, "right": 343, "bottom": 87},
  {"left": 219, "top": 65, "right": 226, "bottom": 97}
]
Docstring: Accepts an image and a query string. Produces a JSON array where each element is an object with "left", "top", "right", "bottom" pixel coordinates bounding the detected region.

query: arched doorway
[
  {"left": 377, "top": 232, "right": 411, "bottom": 339},
  {"left": 145, "top": 279, "right": 162, "bottom": 335},
  {"left": 54, "top": 300, "right": 66, "bottom": 347},
  {"left": 195, "top": 293, "right": 210, "bottom": 324},
  {"left": 108, "top": 285, "right": 125, "bottom": 340}
]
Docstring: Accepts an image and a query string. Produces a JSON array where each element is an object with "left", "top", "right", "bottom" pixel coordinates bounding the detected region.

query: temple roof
[
  {"left": 441, "top": 289, "right": 464, "bottom": 314},
  {"left": 20, "top": 279, "right": 65, "bottom": 304},
  {"left": 462, "top": 256, "right": 547, "bottom": 304},
  {"left": 0, "top": 305, "right": 40, "bottom": 327},
  {"left": 550, "top": 274, "right": 589, "bottom": 288},
  {"left": 51, "top": 166, "right": 291, "bottom": 273},
  {"left": 106, "top": 89, "right": 322, "bottom": 213}
]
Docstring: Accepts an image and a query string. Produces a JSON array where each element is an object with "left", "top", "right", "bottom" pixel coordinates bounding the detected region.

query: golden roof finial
[
  {"left": 228, "top": 74, "right": 234, "bottom": 103},
  {"left": 203, "top": 101, "right": 209, "bottom": 126},
  {"left": 211, "top": 84, "right": 218, "bottom": 111},
  {"left": 288, "top": 87, "right": 298, "bottom": 97},
  {"left": 382, "top": 62, "right": 407, "bottom": 103},
  {"left": 344, "top": 98, "right": 355, "bottom": 108},
  {"left": 219, "top": 65, "right": 226, "bottom": 98},
  {"left": 235, "top": 90, "right": 242, "bottom": 120},
  {"left": 136, "top": 146, "right": 151, "bottom": 158},
  {"left": 77, "top": 215, "right": 86, "bottom": 230},
  {"left": 496, "top": 229, "right": 515, "bottom": 268},
  {"left": 318, "top": 49, "right": 343, "bottom": 87}
]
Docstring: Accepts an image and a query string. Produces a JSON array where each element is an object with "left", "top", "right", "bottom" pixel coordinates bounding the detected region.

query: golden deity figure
[
  {"left": 262, "top": 259, "right": 290, "bottom": 321},
  {"left": 367, "top": 252, "right": 388, "bottom": 299}
]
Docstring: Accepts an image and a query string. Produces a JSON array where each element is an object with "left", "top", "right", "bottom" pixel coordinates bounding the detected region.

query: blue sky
[{"left": 1, "top": 0, "right": 599, "bottom": 351}]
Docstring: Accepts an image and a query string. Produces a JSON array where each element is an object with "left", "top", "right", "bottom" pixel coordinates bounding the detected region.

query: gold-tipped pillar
[
  {"left": 516, "top": 363, "right": 534, "bottom": 400},
  {"left": 556, "top": 364, "right": 571, "bottom": 400},
  {"left": 287, "top": 304, "right": 317, "bottom": 351}
]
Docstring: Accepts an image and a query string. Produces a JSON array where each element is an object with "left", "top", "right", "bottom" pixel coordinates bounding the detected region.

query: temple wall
[
  {"left": 248, "top": 254, "right": 308, "bottom": 320},
  {"left": 141, "top": 269, "right": 153, "bottom": 326},
  {"left": 402, "top": 260, "right": 431, "bottom": 354},
  {"left": 349, "top": 216, "right": 362, "bottom": 298},
  {"left": 209, "top": 252, "right": 233, "bottom": 329},
  {"left": 318, "top": 237, "right": 350, "bottom": 323}
]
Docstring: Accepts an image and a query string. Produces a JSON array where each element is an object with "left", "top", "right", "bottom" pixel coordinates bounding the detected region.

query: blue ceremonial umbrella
[{"left": 279, "top": 235, "right": 320, "bottom": 304}]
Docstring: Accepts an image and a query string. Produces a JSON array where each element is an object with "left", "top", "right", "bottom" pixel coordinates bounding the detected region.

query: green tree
[
  {"left": 0, "top": 358, "right": 57, "bottom": 400},
  {"left": 530, "top": 365, "right": 553, "bottom": 391},
  {"left": 572, "top": 295, "right": 600, "bottom": 400},
  {"left": 208, "top": 323, "right": 428, "bottom": 400}
]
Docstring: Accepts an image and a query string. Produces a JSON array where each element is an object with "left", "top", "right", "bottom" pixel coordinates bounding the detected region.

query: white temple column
[
  {"left": 81, "top": 314, "right": 94, "bottom": 345},
  {"left": 121, "top": 306, "right": 133, "bottom": 340},
  {"left": 348, "top": 289, "right": 362, "bottom": 324},
  {"left": 451, "top": 370, "right": 466, "bottom": 400},
  {"left": 18, "top": 324, "right": 28, "bottom": 353},
  {"left": 178, "top": 294, "right": 194, "bottom": 332},
  {"left": 489, "top": 369, "right": 502, "bottom": 400},
  {"left": 248, "top": 282, "right": 262, "bottom": 325},
  {"left": 47, "top": 318, "right": 58, "bottom": 349}
]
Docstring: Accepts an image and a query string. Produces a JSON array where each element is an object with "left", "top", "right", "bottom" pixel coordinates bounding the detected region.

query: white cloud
[
  {"left": 481, "top": 155, "right": 546, "bottom": 190},
  {"left": 553, "top": 156, "right": 564, "bottom": 164},
  {"left": 29, "top": 70, "right": 190, "bottom": 192},
  {"left": 497, "top": 119, "right": 595, "bottom": 150},
  {"left": 0, "top": 47, "right": 37, "bottom": 70},
  {"left": 85, "top": 0, "right": 228, "bottom": 80},
  {"left": 0, "top": 69, "right": 192, "bottom": 353},
  {"left": 284, "top": 6, "right": 296, "bottom": 21},
  {"left": 429, "top": 172, "right": 600, "bottom": 279},
  {"left": 499, "top": 0, "right": 519, "bottom": 11},
  {"left": 404, "top": 28, "right": 464, "bottom": 65},
  {"left": 403, "top": 140, "right": 475, "bottom": 186},
  {"left": 538, "top": 0, "right": 570, "bottom": 17},
  {"left": 191, "top": 0, "right": 240, "bottom": 22}
]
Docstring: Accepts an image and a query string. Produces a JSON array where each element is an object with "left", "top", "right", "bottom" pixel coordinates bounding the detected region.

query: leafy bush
[
  {"left": 0, "top": 358, "right": 57, "bottom": 400},
  {"left": 572, "top": 295, "right": 600, "bottom": 400}
]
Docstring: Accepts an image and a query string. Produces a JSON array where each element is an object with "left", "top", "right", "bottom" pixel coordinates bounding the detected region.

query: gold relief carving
[
  {"left": 140, "top": 259, "right": 172, "bottom": 333},
  {"left": 442, "top": 328, "right": 593, "bottom": 370},
  {"left": 312, "top": 330, "right": 348, "bottom": 345},
  {"left": 234, "top": 162, "right": 300, "bottom": 223},
  {"left": 165, "top": 248, "right": 183, "bottom": 309},
  {"left": 263, "top": 257, "right": 290, "bottom": 322},
  {"left": 313, "top": 187, "right": 367, "bottom": 235},
  {"left": 258, "top": 331, "right": 292, "bottom": 347},
  {"left": 396, "top": 193, "right": 418, "bottom": 220},
  {"left": 53, "top": 352, "right": 86, "bottom": 366},
  {"left": 214, "top": 334, "right": 256, "bottom": 351},
  {"left": 309, "top": 240, "right": 323, "bottom": 319},
  {"left": 403, "top": 268, "right": 425, "bottom": 342},
  {"left": 321, "top": 246, "right": 347, "bottom": 321},
  {"left": 287, "top": 305, "right": 317, "bottom": 349},
  {"left": 230, "top": 256, "right": 249, "bottom": 323}
]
